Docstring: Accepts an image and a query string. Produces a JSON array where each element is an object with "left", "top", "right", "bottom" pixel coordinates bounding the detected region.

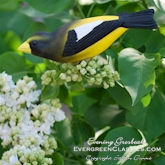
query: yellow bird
[{"left": 18, "top": 9, "right": 157, "bottom": 63}]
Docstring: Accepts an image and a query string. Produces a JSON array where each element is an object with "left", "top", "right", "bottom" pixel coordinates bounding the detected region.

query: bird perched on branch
[{"left": 18, "top": 9, "right": 157, "bottom": 63}]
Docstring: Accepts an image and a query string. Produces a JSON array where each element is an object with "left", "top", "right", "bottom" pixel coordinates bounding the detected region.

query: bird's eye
[{"left": 32, "top": 41, "right": 37, "bottom": 46}]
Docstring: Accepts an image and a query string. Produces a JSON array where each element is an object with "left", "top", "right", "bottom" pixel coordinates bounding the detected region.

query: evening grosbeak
[{"left": 18, "top": 9, "right": 157, "bottom": 63}]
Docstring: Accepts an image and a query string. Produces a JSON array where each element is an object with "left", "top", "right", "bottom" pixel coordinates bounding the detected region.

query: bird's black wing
[{"left": 62, "top": 19, "right": 122, "bottom": 57}]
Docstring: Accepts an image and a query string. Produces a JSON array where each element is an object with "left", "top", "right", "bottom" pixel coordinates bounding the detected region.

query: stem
[
  {"left": 104, "top": 3, "right": 113, "bottom": 15},
  {"left": 141, "top": 0, "right": 148, "bottom": 9},
  {"left": 75, "top": 0, "right": 86, "bottom": 18},
  {"left": 161, "top": 152, "right": 165, "bottom": 156},
  {"left": 148, "top": 138, "right": 159, "bottom": 147},
  {"left": 87, "top": 2, "right": 96, "bottom": 18}
]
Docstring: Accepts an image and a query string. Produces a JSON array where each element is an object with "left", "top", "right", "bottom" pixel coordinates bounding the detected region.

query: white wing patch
[{"left": 74, "top": 20, "right": 104, "bottom": 42}]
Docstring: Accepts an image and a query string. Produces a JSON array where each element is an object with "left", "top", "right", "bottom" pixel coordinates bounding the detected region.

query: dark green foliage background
[{"left": 0, "top": 0, "right": 165, "bottom": 164}]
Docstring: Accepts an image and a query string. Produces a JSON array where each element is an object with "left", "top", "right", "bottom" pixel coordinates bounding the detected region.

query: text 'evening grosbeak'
[{"left": 18, "top": 9, "right": 157, "bottom": 63}]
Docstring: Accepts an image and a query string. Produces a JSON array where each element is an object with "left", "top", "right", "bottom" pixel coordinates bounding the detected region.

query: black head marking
[{"left": 28, "top": 31, "right": 55, "bottom": 60}]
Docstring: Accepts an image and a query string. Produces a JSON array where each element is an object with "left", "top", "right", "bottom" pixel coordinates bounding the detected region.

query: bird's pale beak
[{"left": 18, "top": 41, "right": 31, "bottom": 54}]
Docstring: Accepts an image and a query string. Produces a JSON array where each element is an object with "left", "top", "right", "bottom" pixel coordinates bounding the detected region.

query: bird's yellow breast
[{"left": 61, "top": 27, "right": 128, "bottom": 63}]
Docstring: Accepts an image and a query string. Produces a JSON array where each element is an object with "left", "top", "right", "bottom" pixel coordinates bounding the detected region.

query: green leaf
[
  {"left": 19, "top": 5, "right": 50, "bottom": 18},
  {"left": 4, "top": 31, "right": 22, "bottom": 52},
  {"left": 51, "top": 152, "right": 64, "bottom": 165},
  {"left": 0, "top": 11, "right": 32, "bottom": 35},
  {"left": 68, "top": 81, "right": 85, "bottom": 92},
  {"left": 108, "top": 83, "right": 146, "bottom": 114},
  {"left": 58, "top": 85, "right": 72, "bottom": 107},
  {"left": 41, "top": 85, "right": 59, "bottom": 101},
  {"left": 44, "top": 12, "right": 74, "bottom": 32},
  {"left": 105, "top": 49, "right": 118, "bottom": 59},
  {"left": 0, "top": 0, "right": 19, "bottom": 11},
  {"left": 141, "top": 93, "right": 151, "bottom": 107},
  {"left": 85, "top": 87, "right": 106, "bottom": 101},
  {"left": 85, "top": 105, "right": 125, "bottom": 128},
  {"left": 126, "top": 90, "right": 165, "bottom": 139},
  {"left": 99, "top": 90, "right": 115, "bottom": 106},
  {"left": 24, "top": 0, "right": 72, "bottom": 14},
  {"left": 23, "top": 22, "right": 48, "bottom": 41},
  {"left": 44, "top": 59, "right": 59, "bottom": 70},
  {"left": 71, "top": 115, "right": 95, "bottom": 145},
  {"left": 55, "top": 118, "right": 73, "bottom": 147},
  {"left": 97, "top": 126, "right": 146, "bottom": 165},
  {"left": 122, "top": 29, "right": 152, "bottom": 50},
  {"left": 70, "top": 94, "right": 97, "bottom": 114},
  {"left": 0, "top": 34, "right": 8, "bottom": 54},
  {"left": 160, "top": 47, "right": 165, "bottom": 58},
  {"left": 145, "top": 31, "right": 165, "bottom": 54},
  {"left": 156, "top": 134, "right": 165, "bottom": 151},
  {"left": 0, "top": 52, "right": 27, "bottom": 81},
  {"left": 116, "top": 2, "right": 141, "bottom": 13},
  {"left": 118, "top": 48, "right": 160, "bottom": 105},
  {"left": 152, "top": 155, "right": 165, "bottom": 165},
  {"left": 159, "top": 26, "right": 165, "bottom": 36}
]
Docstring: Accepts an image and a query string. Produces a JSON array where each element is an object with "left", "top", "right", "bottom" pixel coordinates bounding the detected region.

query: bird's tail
[{"left": 119, "top": 9, "right": 157, "bottom": 29}]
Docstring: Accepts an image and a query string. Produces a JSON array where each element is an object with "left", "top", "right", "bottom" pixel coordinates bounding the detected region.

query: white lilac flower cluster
[
  {"left": 41, "top": 57, "right": 120, "bottom": 89},
  {"left": 0, "top": 72, "right": 66, "bottom": 165},
  {"left": 1, "top": 145, "right": 52, "bottom": 165}
]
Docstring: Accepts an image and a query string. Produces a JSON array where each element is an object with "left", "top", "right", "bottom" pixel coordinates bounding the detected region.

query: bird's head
[{"left": 18, "top": 32, "right": 54, "bottom": 59}]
